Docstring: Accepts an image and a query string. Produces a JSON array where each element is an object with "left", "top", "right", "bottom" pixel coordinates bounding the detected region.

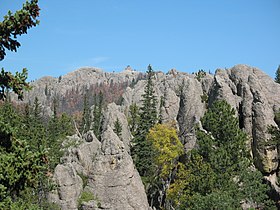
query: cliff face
[
  {"left": 23, "top": 65, "right": 280, "bottom": 209},
  {"left": 22, "top": 66, "right": 145, "bottom": 114}
]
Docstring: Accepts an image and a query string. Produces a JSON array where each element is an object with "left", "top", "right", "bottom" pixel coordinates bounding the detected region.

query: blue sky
[{"left": 1, "top": 0, "right": 280, "bottom": 80}]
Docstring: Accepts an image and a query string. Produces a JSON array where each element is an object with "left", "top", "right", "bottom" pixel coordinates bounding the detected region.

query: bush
[{"left": 78, "top": 190, "right": 96, "bottom": 208}]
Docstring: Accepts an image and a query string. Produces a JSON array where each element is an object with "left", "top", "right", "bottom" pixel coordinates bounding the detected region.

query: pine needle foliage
[
  {"left": 275, "top": 65, "right": 280, "bottom": 84},
  {"left": 131, "top": 65, "right": 158, "bottom": 178},
  {"left": 0, "top": 0, "right": 40, "bottom": 100},
  {"left": 167, "top": 100, "right": 274, "bottom": 209}
]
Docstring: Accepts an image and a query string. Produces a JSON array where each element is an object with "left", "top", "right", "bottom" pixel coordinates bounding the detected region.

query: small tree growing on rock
[
  {"left": 275, "top": 65, "right": 280, "bottom": 84},
  {"left": 113, "top": 118, "right": 122, "bottom": 138}
]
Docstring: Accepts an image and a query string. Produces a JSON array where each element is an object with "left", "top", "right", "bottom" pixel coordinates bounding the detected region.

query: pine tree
[
  {"left": 167, "top": 100, "right": 273, "bottom": 209},
  {"left": 82, "top": 91, "right": 91, "bottom": 133},
  {"left": 139, "top": 64, "right": 158, "bottom": 132},
  {"left": 132, "top": 64, "right": 158, "bottom": 182},
  {"left": 113, "top": 118, "right": 122, "bottom": 138},
  {"left": 128, "top": 102, "right": 140, "bottom": 136},
  {"left": 92, "top": 91, "right": 104, "bottom": 140},
  {"left": 0, "top": 0, "right": 40, "bottom": 100},
  {"left": 0, "top": 100, "right": 46, "bottom": 208},
  {"left": 275, "top": 65, "right": 280, "bottom": 84},
  {"left": 159, "top": 95, "right": 165, "bottom": 124},
  {"left": 30, "top": 97, "right": 46, "bottom": 150}
]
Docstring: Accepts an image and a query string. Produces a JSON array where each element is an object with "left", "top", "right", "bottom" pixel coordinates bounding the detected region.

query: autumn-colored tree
[{"left": 147, "top": 123, "right": 184, "bottom": 209}]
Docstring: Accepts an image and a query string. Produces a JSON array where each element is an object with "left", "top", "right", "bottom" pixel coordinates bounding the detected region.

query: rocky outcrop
[
  {"left": 48, "top": 163, "right": 83, "bottom": 210},
  {"left": 208, "top": 65, "right": 280, "bottom": 174},
  {"left": 48, "top": 134, "right": 101, "bottom": 210},
  {"left": 176, "top": 77, "right": 206, "bottom": 150},
  {"left": 17, "top": 66, "right": 145, "bottom": 115},
  {"left": 85, "top": 126, "right": 149, "bottom": 210},
  {"left": 49, "top": 127, "right": 149, "bottom": 210},
  {"left": 102, "top": 103, "right": 132, "bottom": 152},
  {"left": 37, "top": 64, "right": 280, "bottom": 208}
]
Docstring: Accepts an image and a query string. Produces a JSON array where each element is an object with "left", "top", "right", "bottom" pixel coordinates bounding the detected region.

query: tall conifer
[
  {"left": 82, "top": 91, "right": 91, "bottom": 133},
  {"left": 132, "top": 64, "right": 158, "bottom": 178}
]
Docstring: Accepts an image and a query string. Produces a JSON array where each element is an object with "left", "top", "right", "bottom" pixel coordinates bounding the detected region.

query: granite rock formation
[{"left": 22, "top": 64, "right": 280, "bottom": 209}]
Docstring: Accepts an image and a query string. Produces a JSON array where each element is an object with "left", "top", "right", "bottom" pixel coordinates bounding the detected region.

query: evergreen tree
[
  {"left": 158, "top": 95, "right": 165, "bottom": 124},
  {"left": 82, "top": 91, "right": 91, "bottom": 133},
  {"left": 167, "top": 100, "right": 273, "bottom": 209},
  {"left": 128, "top": 102, "right": 140, "bottom": 136},
  {"left": 139, "top": 64, "right": 158, "bottom": 132},
  {"left": 275, "top": 65, "right": 280, "bottom": 84},
  {"left": 92, "top": 91, "right": 104, "bottom": 140},
  {"left": 0, "top": 100, "right": 46, "bottom": 209},
  {"left": 30, "top": 97, "right": 46, "bottom": 150},
  {"left": 113, "top": 118, "right": 122, "bottom": 138},
  {"left": 47, "top": 98, "right": 74, "bottom": 171},
  {"left": 131, "top": 64, "right": 158, "bottom": 187},
  {"left": 0, "top": 0, "right": 40, "bottom": 100}
]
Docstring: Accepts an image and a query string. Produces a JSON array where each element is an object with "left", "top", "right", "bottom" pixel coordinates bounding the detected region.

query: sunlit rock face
[{"left": 29, "top": 64, "right": 280, "bottom": 208}]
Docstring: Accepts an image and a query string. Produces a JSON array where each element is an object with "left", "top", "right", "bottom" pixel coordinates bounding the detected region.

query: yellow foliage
[
  {"left": 147, "top": 123, "right": 184, "bottom": 179},
  {"left": 166, "top": 162, "right": 191, "bottom": 208}
]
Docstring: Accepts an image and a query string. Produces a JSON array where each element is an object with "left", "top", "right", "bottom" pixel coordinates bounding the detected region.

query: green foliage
[
  {"left": 78, "top": 173, "right": 89, "bottom": 188},
  {"left": 0, "top": 0, "right": 40, "bottom": 59},
  {"left": 44, "top": 84, "right": 48, "bottom": 96},
  {"left": 47, "top": 101, "right": 75, "bottom": 170},
  {"left": 130, "top": 77, "right": 137, "bottom": 88},
  {"left": 200, "top": 93, "right": 208, "bottom": 104},
  {"left": 82, "top": 91, "right": 91, "bottom": 133},
  {"left": 158, "top": 95, "right": 165, "bottom": 123},
  {"left": 0, "top": 68, "right": 31, "bottom": 100},
  {"left": 167, "top": 100, "right": 273, "bottom": 209},
  {"left": 0, "top": 97, "right": 75, "bottom": 208},
  {"left": 275, "top": 65, "right": 280, "bottom": 84},
  {"left": 78, "top": 190, "right": 96, "bottom": 209},
  {"left": 132, "top": 65, "right": 158, "bottom": 179},
  {"left": 274, "top": 108, "right": 280, "bottom": 127},
  {"left": 167, "top": 152, "right": 216, "bottom": 209},
  {"left": 0, "top": 0, "right": 40, "bottom": 100},
  {"left": 199, "top": 101, "right": 249, "bottom": 174},
  {"left": 92, "top": 91, "right": 104, "bottom": 140},
  {"left": 139, "top": 64, "right": 158, "bottom": 132},
  {"left": 268, "top": 125, "right": 280, "bottom": 148},
  {"left": 195, "top": 69, "right": 206, "bottom": 82},
  {"left": 113, "top": 118, "right": 122, "bottom": 138},
  {"left": 0, "top": 100, "right": 47, "bottom": 209},
  {"left": 128, "top": 102, "right": 140, "bottom": 136}
]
